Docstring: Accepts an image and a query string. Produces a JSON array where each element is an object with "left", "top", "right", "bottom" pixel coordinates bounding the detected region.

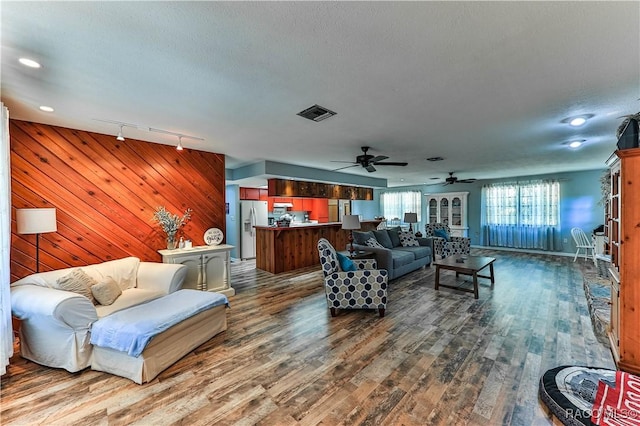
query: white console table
[{"left": 158, "top": 244, "right": 235, "bottom": 297}]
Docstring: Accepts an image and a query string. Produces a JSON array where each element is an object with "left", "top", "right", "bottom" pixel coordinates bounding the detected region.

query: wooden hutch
[{"left": 606, "top": 148, "right": 640, "bottom": 374}]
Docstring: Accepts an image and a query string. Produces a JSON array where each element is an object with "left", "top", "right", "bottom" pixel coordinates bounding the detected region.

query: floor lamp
[
  {"left": 16, "top": 208, "right": 57, "bottom": 273},
  {"left": 342, "top": 215, "right": 361, "bottom": 256}
]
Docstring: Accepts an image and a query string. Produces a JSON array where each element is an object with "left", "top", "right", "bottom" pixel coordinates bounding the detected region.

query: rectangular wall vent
[{"left": 297, "top": 104, "right": 337, "bottom": 122}]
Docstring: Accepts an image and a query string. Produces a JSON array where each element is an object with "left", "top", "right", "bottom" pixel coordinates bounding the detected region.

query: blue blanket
[{"left": 90, "top": 289, "right": 228, "bottom": 357}]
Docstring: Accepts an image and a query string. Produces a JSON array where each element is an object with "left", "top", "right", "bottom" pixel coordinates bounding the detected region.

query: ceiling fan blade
[
  {"left": 373, "top": 161, "right": 408, "bottom": 166},
  {"left": 365, "top": 164, "right": 377, "bottom": 172},
  {"left": 458, "top": 179, "right": 477, "bottom": 183},
  {"left": 330, "top": 160, "right": 358, "bottom": 164},
  {"left": 370, "top": 155, "right": 388, "bottom": 163},
  {"left": 332, "top": 164, "right": 360, "bottom": 171}
]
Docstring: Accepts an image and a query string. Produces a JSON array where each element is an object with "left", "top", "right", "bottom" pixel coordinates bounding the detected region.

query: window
[
  {"left": 484, "top": 181, "right": 559, "bottom": 226},
  {"left": 381, "top": 191, "right": 422, "bottom": 222}
]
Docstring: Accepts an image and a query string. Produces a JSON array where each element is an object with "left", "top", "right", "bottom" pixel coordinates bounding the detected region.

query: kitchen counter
[{"left": 255, "top": 220, "right": 381, "bottom": 274}]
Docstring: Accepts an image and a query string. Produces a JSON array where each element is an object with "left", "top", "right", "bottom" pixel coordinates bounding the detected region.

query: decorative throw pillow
[
  {"left": 56, "top": 268, "right": 98, "bottom": 304},
  {"left": 399, "top": 231, "right": 419, "bottom": 247},
  {"left": 433, "top": 228, "right": 450, "bottom": 242},
  {"left": 365, "top": 237, "right": 384, "bottom": 249},
  {"left": 387, "top": 227, "right": 402, "bottom": 247},
  {"left": 353, "top": 231, "right": 374, "bottom": 246},
  {"left": 335, "top": 252, "right": 357, "bottom": 272},
  {"left": 91, "top": 277, "right": 122, "bottom": 306},
  {"left": 373, "top": 230, "right": 394, "bottom": 249}
]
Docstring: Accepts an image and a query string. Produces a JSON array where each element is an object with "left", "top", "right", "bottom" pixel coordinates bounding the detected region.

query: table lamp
[
  {"left": 403, "top": 212, "right": 418, "bottom": 232},
  {"left": 16, "top": 208, "right": 57, "bottom": 272},
  {"left": 342, "top": 215, "right": 361, "bottom": 255}
]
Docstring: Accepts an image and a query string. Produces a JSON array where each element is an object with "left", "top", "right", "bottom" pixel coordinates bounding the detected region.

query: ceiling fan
[
  {"left": 332, "top": 146, "right": 408, "bottom": 173},
  {"left": 444, "top": 172, "right": 476, "bottom": 185}
]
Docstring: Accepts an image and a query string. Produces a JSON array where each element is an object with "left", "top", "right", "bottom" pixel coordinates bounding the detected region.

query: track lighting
[
  {"left": 116, "top": 125, "right": 125, "bottom": 141},
  {"left": 93, "top": 118, "right": 204, "bottom": 147}
]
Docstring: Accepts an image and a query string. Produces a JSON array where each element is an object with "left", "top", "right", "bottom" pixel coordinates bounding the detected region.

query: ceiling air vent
[{"left": 297, "top": 104, "right": 337, "bottom": 122}]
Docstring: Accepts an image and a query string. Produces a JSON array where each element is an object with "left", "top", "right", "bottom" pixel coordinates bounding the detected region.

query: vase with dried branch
[{"left": 152, "top": 206, "right": 192, "bottom": 249}]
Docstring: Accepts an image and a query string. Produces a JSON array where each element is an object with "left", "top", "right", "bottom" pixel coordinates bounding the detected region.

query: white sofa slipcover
[{"left": 10, "top": 257, "right": 187, "bottom": 372}]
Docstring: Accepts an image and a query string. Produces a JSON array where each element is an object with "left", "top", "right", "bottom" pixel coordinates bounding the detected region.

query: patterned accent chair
[
  {"left": 424, "top": 223, "right": 471, "bottom": 259},
  {"left": 317, "top": 238, "right": 388, "bottom": 317}
]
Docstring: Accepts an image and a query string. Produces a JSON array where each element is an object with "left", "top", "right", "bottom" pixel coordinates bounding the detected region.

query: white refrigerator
[{"left": 240, "top": 200, "right": 268, "bottom": 259}]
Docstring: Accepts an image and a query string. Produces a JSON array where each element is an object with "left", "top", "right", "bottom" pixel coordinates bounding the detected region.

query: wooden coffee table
[{"left": 434, "top": 256, "right": 496, "bottom": 299}]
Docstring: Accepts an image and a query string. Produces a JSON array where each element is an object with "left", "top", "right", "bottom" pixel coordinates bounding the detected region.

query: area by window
[
  {"left": 380, "top": 191, "right": 422, "bottom": 225},
  {"left": 482, "top": 180, "right": 559, "bottom": 250}
]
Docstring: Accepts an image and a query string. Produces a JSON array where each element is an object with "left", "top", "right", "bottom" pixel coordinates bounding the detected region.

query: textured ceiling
[{"left": 2, "top": 1, "right": 639, "bottom": 187}]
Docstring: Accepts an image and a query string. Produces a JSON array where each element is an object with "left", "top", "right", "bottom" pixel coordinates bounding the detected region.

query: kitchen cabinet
[
  {"left": 292, "top": 198, "right": 304, "bottom": 211},
  {"left": 240, "top": 187, "right": 260, "bottom": 200},
  {"left": 302, "top": 198, "right": 314, "bottom": 211},
  {"left": 158, "top": 244, "right": 235, "bottom": 297},
  {"left": 267, "top": 178, "right": 373, "bottom": 200},
  {"left": 314, "top": 199, "right": 329, "bottom": 222},
  {"left": 426, "top": 192, "right": 468, "bottom": 237},
  {"left": 606, "top": 148, "right": 640, "bottom": 374}
]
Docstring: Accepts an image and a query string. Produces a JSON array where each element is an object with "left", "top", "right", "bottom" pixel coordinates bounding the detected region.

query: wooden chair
[{"left": 571, "top": 227, "right": 595, "bottom": 262}]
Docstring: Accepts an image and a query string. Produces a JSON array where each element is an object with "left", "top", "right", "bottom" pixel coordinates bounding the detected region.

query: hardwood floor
[{"left": 1, "top": 249, "right": 614, "bottom": 425}]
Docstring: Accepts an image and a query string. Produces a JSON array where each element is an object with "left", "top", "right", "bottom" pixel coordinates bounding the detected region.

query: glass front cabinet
[{"left": 425, "top": 192, "right": 469, "bottom": 237}]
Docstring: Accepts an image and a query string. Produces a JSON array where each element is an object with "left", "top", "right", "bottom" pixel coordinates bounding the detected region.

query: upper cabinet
[
  {"left": 268, "top": 178, "right": 373, "bottom": 200},
  {"left": 425, "top": 192, "right": 469, "bottom": 237},
  {"left": 240, "top": 187, "right": 268, "bottom": 201}
]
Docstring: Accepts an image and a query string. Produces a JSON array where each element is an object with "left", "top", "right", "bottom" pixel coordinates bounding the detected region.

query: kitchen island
[{"left": 255, "top": 220, "right": 382, "bottom": 274}]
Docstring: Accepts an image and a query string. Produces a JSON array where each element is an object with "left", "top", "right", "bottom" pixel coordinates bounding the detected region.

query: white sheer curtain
[
  {"left": 380, "top": 190, "right": 422, "bottom": 227},
  {"left": 1, "top": 103, "right": 12, "bottom": 374},
  {"left": 481, "top": 180, "right": 560, "bottom": 250}
]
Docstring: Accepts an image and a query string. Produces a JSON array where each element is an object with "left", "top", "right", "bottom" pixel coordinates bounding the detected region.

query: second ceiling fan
[
  {"left": 332, "top": 146, "right": 408, "bottom": 173},
  {"left": 444, "top": 172, "right": 476, "bottom": 185}
]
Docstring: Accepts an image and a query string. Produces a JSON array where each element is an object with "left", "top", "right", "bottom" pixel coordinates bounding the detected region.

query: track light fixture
[
  {"left": 116, "top": 125, "right": 125, "bottom": 141},
  {"left": 93, "top": 118, "right": 204, "bottom": 148}
]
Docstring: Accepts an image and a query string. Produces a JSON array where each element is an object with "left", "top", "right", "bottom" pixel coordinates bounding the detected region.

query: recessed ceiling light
[
  {"left": 19, "top": 58, "right": 41, "bottom": 68},
  {"left": 426, "top": 156, "right": 444, "bottom": 162},
  {"left": 39, "top": 106, "right": 54, "bottom": 112},
  {"left": 569, "top": 140, "right": 584, "bottom": 149},
  {"left": 562, "top": 114, "right": 594, "bottom": 127}
]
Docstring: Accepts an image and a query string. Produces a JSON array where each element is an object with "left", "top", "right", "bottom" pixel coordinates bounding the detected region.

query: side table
[{"left": 339, "top": 250, "right": 375, "bottom": 260}]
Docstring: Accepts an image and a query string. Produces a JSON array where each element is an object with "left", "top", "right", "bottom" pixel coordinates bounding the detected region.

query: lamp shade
[
  {"left": 16, "top": 208, "right": 57, "bottom": 234},
  {"left": 403, "top": 212, "right": 418, "bottom": 224},
  {"left": 342, "top": 215, "right": 361, "bottom": 230}
]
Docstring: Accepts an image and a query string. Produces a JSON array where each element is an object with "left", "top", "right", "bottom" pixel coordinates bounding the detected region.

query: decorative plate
[{"left": 204, "top": 228, "right": 223, "bottom": 245}]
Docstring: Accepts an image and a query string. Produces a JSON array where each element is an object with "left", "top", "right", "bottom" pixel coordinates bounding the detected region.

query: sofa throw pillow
[
  {"left": 387, "top": 227, "right": 402, "bottom": 247},
  {"left": 56, "top": 268, "right": 98, "bottom": 304},
  {"left": 433, "top": 228, "right": 450, "bottom": 242},
  {"left": 85, "top": 256, "right": 140, "bottom": 291},
  {"left": 373, "top": 230, "right": 394, "bottom": 249},
  {"left": 91, "top": 277, "right": 123, "bottom": 306},
  {"left": 365, "top": 237, "right": 384, "bottom": 249},
  {"left": 399, "top": 231, "right": 419, "bottom": 247},
  {"left": 335, "top": 252, "right": 357, "bottom": 272},
  {"left": 353, "top": 231, "right": 374, "bottom": 246}
]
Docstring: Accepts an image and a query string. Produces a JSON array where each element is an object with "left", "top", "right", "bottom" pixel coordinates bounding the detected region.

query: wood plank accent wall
[{"left": 9, "top": 120, "right": 226, "bottom": 282}]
